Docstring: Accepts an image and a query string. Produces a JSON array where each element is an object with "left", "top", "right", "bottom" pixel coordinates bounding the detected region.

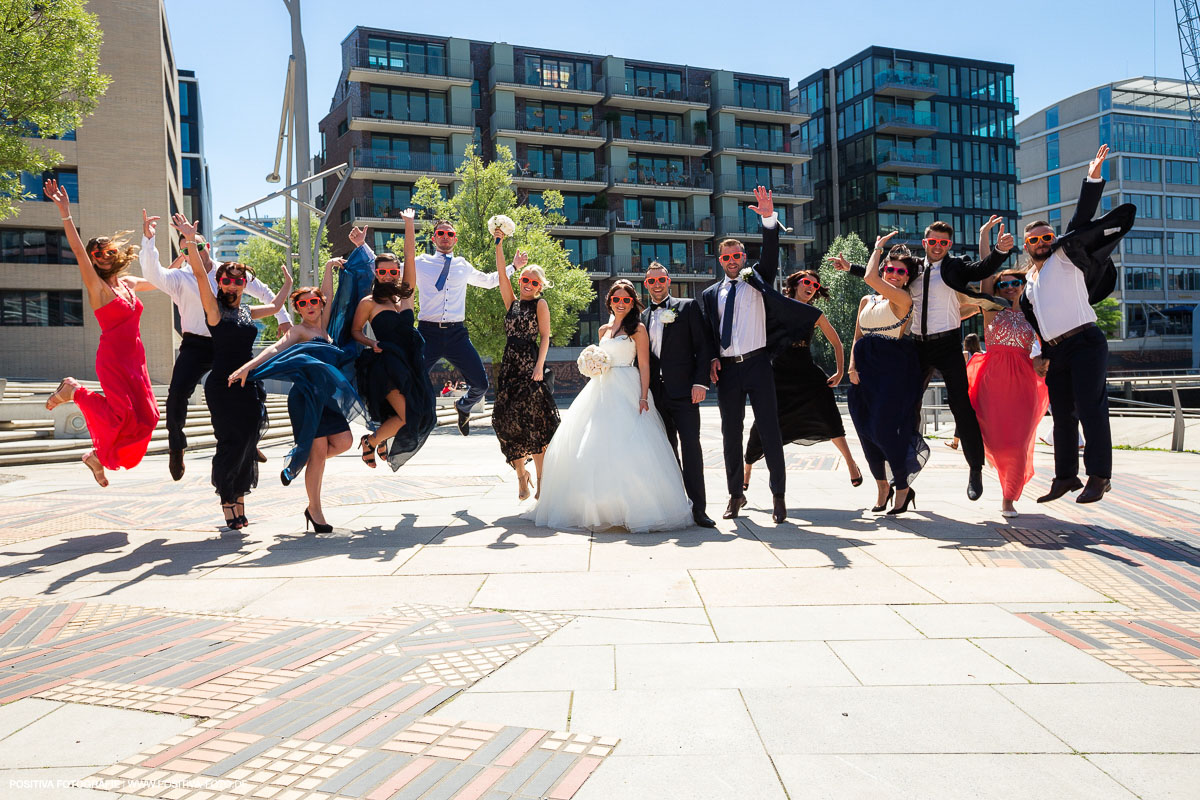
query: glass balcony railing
[
  {"left": 714, "top": 131, "right": 808, "bottom": 156},
  {"left": 874, "top": 109, "right": 939, "bottom": 130},
  {"left": 875, "top": 147, "right": 940, "bottom": 167},
  {"left": 492, "top": 110, "right": 605, "bottom": 138},
  {"left": 607, "top": 254, "right": 713, "bottom": 276},
  {"left": 514, "top": 163, "right": 608, "bottom": 183},
  {"left": 489, "top": 62, "right": 603, "bottom": 93},
  {"left": 715, "top": 176, "right": 813, "bottom": 196},
  {"left": 879, "top": 187, "right": 942, "bottom": 206},
  {"left": 546, "top": 208, "right": 611, "bottom": 228},
  {"left": 613, "top": 214, "right": 714, "bottom": 233},
  {"left": 350, "top": 47, "right": 472, "bottom": 80},
  {"left": 351, "top": 197, "right": 418, "bottom": 220},
  {"left": 874, "top": 70, "right": 939, "bottom": 93},
  {"left": 612, "top": 166, "right": 713, "bottom": 190},
  {"left": 718, "top": 217, "right": 813, "bottom": 237},
  {"left": 713, "top": 89, "right": 805, "bottom": 115},
  {"left": 604, "top": 76, "right": 710, "bottom": 104},
  {"left": 353, "top": 148, "right": 465, "bottom": 174},
  {"left": 349, "top": 92, "right": 473, "bottom": 128},
  {"left": 611, "top": 123, "right": 710, "bottom": 148}
]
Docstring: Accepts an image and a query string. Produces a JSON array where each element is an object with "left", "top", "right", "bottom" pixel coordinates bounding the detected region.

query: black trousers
[
  {"left": 419, "top": 321, "right": 488, "bottom": 413},
  {"left": 652, "top": 382, "right": 706, "bottom": 515},
  {"left": 917, "top": 335, "right": 984, "bottom": 470},
  {"left": 1044, "top": 326, "right": 1111, "bottom": 480},
  {"left": 717, "top": 353, "right": 785, "bottom": 497},
  {"left": 167, "top": 334, "right": 213, "bottom": 451}
]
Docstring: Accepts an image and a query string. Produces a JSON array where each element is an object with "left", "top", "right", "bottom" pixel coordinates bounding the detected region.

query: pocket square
[{"left": 1104, "top": 227, "right": 1122, "bottom": 236}]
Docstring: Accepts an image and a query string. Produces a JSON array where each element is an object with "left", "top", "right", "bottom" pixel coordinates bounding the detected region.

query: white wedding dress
[{"left": 528, "top": 335, "right": 694, "bottom": 532}]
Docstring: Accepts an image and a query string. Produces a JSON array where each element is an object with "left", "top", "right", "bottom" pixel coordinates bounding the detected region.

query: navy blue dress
[{"left": 355, "top": 307, "right": 436, "bottom": 470}]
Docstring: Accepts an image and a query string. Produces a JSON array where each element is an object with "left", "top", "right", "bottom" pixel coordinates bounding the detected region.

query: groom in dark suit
[{"left": 641, "top": 263, "right": 715, "bottom": 528}]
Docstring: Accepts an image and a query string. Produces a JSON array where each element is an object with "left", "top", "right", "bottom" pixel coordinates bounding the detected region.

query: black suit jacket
[
  {"left": 1019, "top": 178, "right": 1136, "bottom": 336},
  {"left": 849, "top": 246, "right": 1014, "bottom": 309},
  {"left": 641, "top": 296, "right": 711, "bottom": 400}
]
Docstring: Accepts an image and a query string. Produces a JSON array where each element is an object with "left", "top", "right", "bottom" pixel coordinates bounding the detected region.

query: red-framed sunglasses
[
  {"left": 883, "top": 265, "right": 909, "bottom": 276},
  {"left": 92, "top": 246, "right": 119, "bottom": 259},
  {"left": 433, "top": 229, "right": 458, "bottom": 239},
  {"left": 219, "top": 276, "right": 246, "bottom": 287},
  {"left": 520, "top": 276, "right": 541, "bottom": 287},
  {"left": 719, "top": 253, "right": 746, "bottom": 264},
  {"left": 799, "top": 277, "right": 822, "bottom": 291},
  {"left": 609, "top": 295, "right": 634, "bottom": 306},
  {"left": 643, "top": 276, "right": 670, "bottom": 286},
  {"left": 294, "top": 296, "right": 323, "bottom": 308},
  {"left": 923, "top": 237, "right": 952, "bottom": 248},
  {"left": 375, "top": 267, "right": 400, "bottom": 278},
  {"left": 1025, "top": 233, "right": 1054, "bottom": 245}
]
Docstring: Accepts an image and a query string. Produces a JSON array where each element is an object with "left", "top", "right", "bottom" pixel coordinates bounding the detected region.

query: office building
[
  {"left": 1017, "top": 77, "right": 1198, "bottom": 363},
  {"left": 317, "top": 27, "right": 812, "bottom": 345},
  {"left": 211, "top": 218, "right": 280, "bottom": 264},
  {"left": 794, "top": 46, "right": 1018, "bottom": 265},
  {"left": 178, "top": 69, "right": 212, "bottom": 236},
  {"left": 0, "top": 0, "right": 184, "bottom": 382}
]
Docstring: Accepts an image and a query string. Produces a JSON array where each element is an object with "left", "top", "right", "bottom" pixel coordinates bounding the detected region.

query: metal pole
[
  {"left": 1171, "top": 380, "right": 1186, "bottom": 452},
  {"left": 285, "top": 0, "right": 314, "bottom": 286}
]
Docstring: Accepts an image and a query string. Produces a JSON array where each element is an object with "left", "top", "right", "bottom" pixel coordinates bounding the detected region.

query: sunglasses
[
  {"left": 1025, "top": 233, "right": 1055, "bottom": 245},
  {"left": 719, "top": 253, "right": 746, "bottom": 263},
  {"left": 375, "top": 267, "right": 400, "bottom": 278},
  {"left": 644, "top": 276, "right": 670, "bottom": 286},
  {"left": 610, "top": 296, "right": 634, "bottom": 306},
  {"left": 219, "top": 276, "right": 246, "bottom": 287},
  {"left": 186, "top": 241, "right": 209, "bottom": 251},
  {"left": 923, "top": 237, "right": 952, "bottom": 248},
  {"left": 996, "top": 278, "right": 1026, "bottom": 290},
  {"left": 434, "top": 230, "right": 457, "bottom": 239},
  {"left": 92, "top": 246, "right": 119, "bottom": 259},
  {"left": 883, "top": 266, "right": 908, "bottom": 276},
  {"left": 294, "top": 297, "right": 323, "bottom": 308},
  {"left": 799, "top": 277, "right": 821, "bottom": 290},
  {"left": 520, "top": 276, "right": 541, "bottom": 287}
]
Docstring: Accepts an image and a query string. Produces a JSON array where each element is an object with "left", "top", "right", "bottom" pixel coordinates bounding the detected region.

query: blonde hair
[
  {"left": 85, "top": 231, "right": 139, "bottom": 280},
  {"left": 519, "top": 264, "right": 552, "bottom": 294}
]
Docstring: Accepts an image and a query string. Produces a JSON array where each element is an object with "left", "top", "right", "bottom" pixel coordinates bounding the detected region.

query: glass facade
[{"left": 0, "top": 290, "right": 83, "bottom": 326}]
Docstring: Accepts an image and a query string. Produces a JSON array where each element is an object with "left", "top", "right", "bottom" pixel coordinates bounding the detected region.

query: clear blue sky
[{"left": 161, "top": 0, "right": 1181, "bottom": 222}]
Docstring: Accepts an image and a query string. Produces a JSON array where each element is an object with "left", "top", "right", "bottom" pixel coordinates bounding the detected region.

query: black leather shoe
[
  {"left": 1036, "top": 477, "right": 1083, "bottom": 503},
  {"left": 1076, "top": 477, "right": 1111, "bottom": 504},
  {"left": 967, "top": 469, "right": 983, "bottom": 501},
  {"left": 169, "top": 448, "right": 185, "bottom": 481},
  {"left": 457, "top": 407, "right": 471, "bottom": 436},
  {"left": 692, "top": 512, "right": 717, "bottom": 528},
  {"left": 722, "top": 496, "right": 747, "bottom": 519},
  {"left": 772, "top": 494, "right": 787, "bottom": 524}
]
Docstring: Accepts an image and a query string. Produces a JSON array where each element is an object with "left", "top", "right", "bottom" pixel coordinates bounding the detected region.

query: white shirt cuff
[
  {"left": 692, "top": 384, "right": 707, "bottom": 390},
  {"left": 1085, "top": 176, "right": 1102, "bottom": 183},
  {"left": 760, "top": 212, "right": 779, "bottom": 230}
]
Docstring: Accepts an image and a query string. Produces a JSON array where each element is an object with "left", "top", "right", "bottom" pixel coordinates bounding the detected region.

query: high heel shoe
[
  {"left": 304, "top": 508, "right": 332, "bottom": 533},
  {"left": 359, "top": 434, "right": 377, "bottom": 468},
  {"left": 850, "top": 468, "right": 863, "bottom": 487},
  {"left": 235, "top": 502, "right": 248, "bottom": 528},
  {"left": 887, "top": 488, "right": 917, "bottom": 516},
  {"left": 221, "top": 503, "right": 242, "bottom": 530},
  {"left": 871, "top": 487, "right": 894, "bottom": 513}
]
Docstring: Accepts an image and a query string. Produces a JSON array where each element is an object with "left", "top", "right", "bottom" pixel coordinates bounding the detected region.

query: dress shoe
[
  {"left": 772, "top": 494, "right": 787, "bottom": 524},
  {"left": 967, "top": 468, "right": 983, "bottom": 501},
  {"left": 692, "top": 511, "right": 717, "bottom": 528},
  {"left": 457, "top": 407, "right": 471, "bottom": 436},
  {"left": 169, "top": 448, "right": 185, "bottom": 481},
  {"left": 722, "top": 495, "right": 747, "bottom": 519},
  {"left": 871, "top": 487, "right": 895, "bottom": 513},
  {"left": 887, "top": 488, "right": 917, "bottom": 516},
  {"left": 1036, "top": 477, "right": 1083, "bottom": 503},
  {"left": 1075, "top": 476, "right": 1111, "bottom": 504}
]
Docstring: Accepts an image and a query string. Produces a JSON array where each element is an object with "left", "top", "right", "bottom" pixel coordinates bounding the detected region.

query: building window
[
  {"left": 1165, "top": 195, "right": 1196, "bottom": 221},
  {"left": 0, "top": 290, "right": 83, "bottom": 326},
  {"left": 1046, "top": 133, "right": 1059, "bottom": 171},
  {"left": 336, "top": 119, "right": 348, "bottom": 137},
  {"left": 1168, "top": 267, "right": 1200, "bottom": 289},
  {"left": 734, "top": 78, "right": 784, "bottom": 111},
  {"left": 526, "top": 102, "right": 596, "bottom": 135},
  {"left": 1045, "top": 106, "right": 1058, "bottom": 129},
  {"left": 623, "top": 66, "right": 684, "bottom": 100},
  {"left": 1166, "top": 160, "right": 1196, "bottom": 184},
  {"left": 1125, "top": 193, "right": 1163, "bottom": 219},
  {"left": 1167, "top": 231, "right": 1200, "bottom": 256},
  {"left": 632, "top": 240, "right": 689, "bottom": 270},
  {"left": 625, "top": 154, "right": 685, "bottom": 186},
  {"left": 560, "top": 237, "right": 598, "bottom": 269},
  {"left": 471, "top": 79, "right": 480, "bottom": 109},
  {"left": 1124, "top": 157, "right": 1162, "bottom": 183},
  {"left": 369, "top": 87, "right": 448, "bottom": 124},
  {"left": 1123, "top": 266, "right": 1162, "bottom": 290},
  {"left": 616, "top": 111, "right": 682, "bottom": 143},
  {"left": 22, "top": 169, "right": 77, "bottom": 201},
  {"left": 365, "top": 37, "right": 446, "bottom": 76},
  {"left": 523, "top": 146, "right": 596, "bottom": 181},
  {"left": 1048, "top": 208, "right": 1062, "bottom": 234},
  {"left": 1, "top": 229, "right": 74, "bottom": 264},
  {"left": 523, "top": 55, "right": 593, "bottom": 91},
  {"left": 1124, "top": 231, "right": 1163, "bottom": 256},
  {"left": 1047, "top": 174, "right": 1060, "bottom": 205},
  {"left": 734, "top": 121, "right": 786, "bottom": 152},
  {"left": 737, "top": 162, "right": 785, "bottom": 192}
]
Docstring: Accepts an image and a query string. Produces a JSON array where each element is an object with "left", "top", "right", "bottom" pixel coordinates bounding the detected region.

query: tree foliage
[
  {"left": 237, "top": 218, "right": 331, "bottom": 341},
  {"left": 1092, "top": 296, "right": 1121, "bottom": 338},
  {"left": 0, "top": 0, "right": 109, "bottom": 219},
  {"left": 393, "top": 144, "right": 596, "bottom": 362},
  {"left": 812, "top": 233, "right": 872, "bottom": 372}
]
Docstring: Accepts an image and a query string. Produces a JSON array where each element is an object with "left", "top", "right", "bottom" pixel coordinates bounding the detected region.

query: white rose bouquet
[
  {"left": 576, "top": 344, "right": 612, "bottom": 378},
  {"left": 487, "top": 214, "right": 516, "bottom": 238}
]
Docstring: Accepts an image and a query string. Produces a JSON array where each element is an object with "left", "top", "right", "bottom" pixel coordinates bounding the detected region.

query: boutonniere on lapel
[
  {"left": 660, "top": 308, "right": 678, "bottom": 325},
  {"left": 738, "top": 266, "right": 755, "bottom": 282}
]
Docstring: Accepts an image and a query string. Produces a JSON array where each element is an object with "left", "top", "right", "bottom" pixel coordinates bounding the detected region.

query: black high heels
[
  {"left": 871, "top": 487, "right": 894, "bottom": 513},
  {"left": 221, "top": 503, "right": 243, "bottom": 530},
  {"left": 281, "top": 469, "right": 292, "bottom": 487},
  {"left": 304, "top": 508, "right": 332, "bottom": 533},
  {"left": 887, "top": 488, "right": 917, "bottom": 516}
]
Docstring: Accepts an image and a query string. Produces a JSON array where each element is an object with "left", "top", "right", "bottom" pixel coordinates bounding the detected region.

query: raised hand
[
  {"left": 873, "top": 230, "right": 899, "bottom": 250},
  {"left": 828, "top": 253, "right": 851, "bottom": 272},
  {"left": 43, "top": 179, "right": 70, "bottom": 213},
  {"left": 400, "top": 208, "right": 415, "bottom": 222},
  {"left": 995, "top": 223, "right": 1014, "bottom": 253},
  {"left": 747, "top": 186, "right": 774, "bottom": 219},
  {"left": 978, "top": 215, "right": 1001, "bottom": 236},
  {"left": 142, "top": 209, "right": 160, "bottom": 240},
  {"left": 513, "top": 250, "right": 529, "bottom": 269},
  {"left": 171, "top": 214, "right": 199, "bottom": 240},
  {"left": 349, "top": 225, "right": 369, "bottom": 248},
  {"left": 1088, "top": 145, "right": 1109, "bottom": 180}
]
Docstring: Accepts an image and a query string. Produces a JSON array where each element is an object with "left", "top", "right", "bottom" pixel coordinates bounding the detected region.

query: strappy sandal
[
  {"left": 517, "top": 470, "right": 531, "bottom": 501},
  {"left": 45, "top": 378, "right": 76, "bottom": 411},
  {"left": 359, "top": 434, "right": 377, "bottom": 468},
  {"left": 81, "top": 451, "right": 108, "bottom": 488},
  {"left": 221, "top": 503, "right": 240, "bottom": 529},
  {"left": 234, "top": 501, "right": 248, "bottom": 529},
  {"left": 849, "top": 465, "right": 864, "bottom": 487},
  {"left": 376, "top": 440, "right": 388, "bottom": 463}
]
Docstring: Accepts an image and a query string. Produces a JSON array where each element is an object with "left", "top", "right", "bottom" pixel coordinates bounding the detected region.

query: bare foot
[
  {"left": 46, "top": 378, "right": 79, "bottom": 411},
  {"left": 82, "top": 451, "right": 108, "bottom": 487}
]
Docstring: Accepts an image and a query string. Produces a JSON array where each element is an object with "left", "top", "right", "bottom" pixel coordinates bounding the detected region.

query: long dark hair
[
  {"left": 784, "top": 269, "right": 830, "bottom": 301},
  {"left": 879, "top": 244, "right": 918, "bottom": 294},
  {"left": 606, "top": 279, "right": 644, "bottom": 338},
  {"left": 215, "top": 262, "right": 255, "bottom": 308},
  {"left": 370, "top": 253, "right": 413, "bottom": 302}
]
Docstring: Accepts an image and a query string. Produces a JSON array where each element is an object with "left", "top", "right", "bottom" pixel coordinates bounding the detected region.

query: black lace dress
[
  {"left": 493, "top": 298, "right": 560, "bottom": 462},
  {"left": 206, "top": 304, "right": 268, "bottom": 503}
]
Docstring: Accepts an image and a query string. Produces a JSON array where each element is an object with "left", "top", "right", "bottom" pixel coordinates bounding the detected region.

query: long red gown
[
  {"left": 73, "top": 291, "right": 159, "bottom": 470},
  {"left": 966, "top": 308, "right": 1050, "bottom": 501}
]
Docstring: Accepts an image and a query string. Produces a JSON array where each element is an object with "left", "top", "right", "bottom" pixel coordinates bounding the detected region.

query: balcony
[
  {"left": 714, "top": 176, "right": 813, "bottom": 202},
  {"left": 609, "top": 166, "right": 712, "bottom": 195},
  {"left": 349, "top": 197, "right": 422, "bottom": 227},
  {"left": 713, "top": 89, "right": 809, "bottom": 123},
  {"left": 878, "top": 187, "right": 942, "bottom": 211},
  {"left": 492, "top": 110, "right": 606, "bottom": 148},
  {"left": 717, "top": 217, "right": 815, "bottom": 242},
  {"left": 713, "top": 132, "right": 809, "bottom": 163},
  {"left": 347, "top": 47, "right": 473, "bottom": 90},
  {"left": 573, "top": 255, "right": 613, "bottom": 279},
  {"left": 874, "top": 108, "right": 939, "bottom": 136},
  {"left": 609, "top": 254, "right": 714, "bottom": 280},
  {"left": 610, "top": 123, "right": 711, "bottom": 156},
  {"left": 546, "top": 208, "right": 611, "bottom": 235},
  {"left": 602, "top": 76, "right": 709, "bottom": 112},
  {"left": 512, "top": 163, "right": 609, "bottom": 191},
  {"left": 613, "top": 214, "right": 715, "bottom": 239},
  {"left": 875, "top": 146, "right": 940, "bottom": 174},
  {"left": 874, "top": 69, "right": 939, "bottom": 99},
  {"left": 351, "top": 149, "right": 464, "bottom": 183},
  {"left": 348, "top": 92, "right": 474, "bottom": 137},
  {"left": 489, "top": 62, "right": 604, "bottom": 103}
]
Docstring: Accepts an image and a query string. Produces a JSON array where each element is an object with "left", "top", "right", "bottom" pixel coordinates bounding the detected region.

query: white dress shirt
[
  {"left": 414, "top": 251, "right": 514, "bottom": 323},
  {"left": 648, "top": 305, "right": 667, "bottom": 358},
  {"left": 715, "top": 273, "right": 767, "bottom": 357},
  {"left": 1025, "top": 250, "right": 1097, "bottom": 341},
  {"left": 912, "top": 258, "right": 961, "bottom": 336},
  {"left": 139, "top": 236, "right": 289, "bottom": 336}
]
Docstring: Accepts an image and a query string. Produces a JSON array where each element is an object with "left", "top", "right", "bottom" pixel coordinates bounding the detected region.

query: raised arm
[
  {"left": 958, "top": 221, "right": 1014, "bottom": 281},
  {"left": 45, "top": 179, "right": 108, "bottom": 305},
  {"left": 319, "top": 257, "right": 342, "bottom": 329},
  {"left": 138, "top": 208, "right": 188, "bottom": 296},
  {"left": 748, "top": 186, "right": 779, "bottom": 284},
  {"left": 814, "top": 312, "right": 845, "bottom": 387},
  {"left": 1068, "top": 145, "right": 1108, "bottom": 232},
  {"left": 494, "top": 232, "right": 516, "bottom": 311},
  {"left": 173, "top": 214, "right": 220, "bottom": 327},
  {"left": 401, "top": 212, "right": 416, "bottom": 310},
  {"left": 862, "top": 232, "right": 913, "bottom": 317}
]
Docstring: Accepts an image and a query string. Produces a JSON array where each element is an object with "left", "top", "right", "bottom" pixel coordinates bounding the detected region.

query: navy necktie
[
  {"left": 434, "top": 253, "right": 452, "bottom": 292},
  {"left": 720, "top": 281, "right": 737, "bottom": 350}
]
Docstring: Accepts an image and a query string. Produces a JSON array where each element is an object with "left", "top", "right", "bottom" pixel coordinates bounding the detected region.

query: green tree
[
  {"left": 1092, "top": 296, "right": 1121, "bottom": 338},
  {"left": 397, "top": 144, "right": 595, "bottom": 361},
  {"left": 0, "top": 0, "right": 109, "bottom": 219},
  {"left": 812, "top": 233, "right": 872, "bottom": 373},
  {"left": 237, "top": 218, "right": 331, "bottom": 341}
]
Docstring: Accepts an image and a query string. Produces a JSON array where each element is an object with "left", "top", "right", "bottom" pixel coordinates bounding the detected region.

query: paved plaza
[{"left": 1, "top": 407, "right": 1199, "bottom": 799}]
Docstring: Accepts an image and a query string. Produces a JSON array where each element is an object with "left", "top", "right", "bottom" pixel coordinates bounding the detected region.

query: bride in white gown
[{"left": 529, "top": 280, "right": 694, "bottom": 532}]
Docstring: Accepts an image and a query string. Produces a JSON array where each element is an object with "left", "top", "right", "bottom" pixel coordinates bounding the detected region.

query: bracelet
[{"left": 61, "top": 216, "right": 72, "bottom": 221}]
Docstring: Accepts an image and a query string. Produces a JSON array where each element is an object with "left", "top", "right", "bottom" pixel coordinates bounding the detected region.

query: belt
[
  {"left": 720, "top": 347, "right": 767, "bottom": 364},
  {"left": 910, "top": 330, "right": 959, "bottom": 343},
  {"left": 1044, "top": 322, "right": 1096, "bottom": 347},
  {"left": 181, "top": 332, "right": 211, "bottom": 341},
  {"left": 418, "top": 320, "right": 464, "bottom": 329}
]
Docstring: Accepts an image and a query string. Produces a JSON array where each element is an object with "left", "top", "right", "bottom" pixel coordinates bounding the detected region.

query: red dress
[
  {"left": 966, "top": 308, "right": 1050, "bottom": 501},
  {"left": 74, "top": 291, "right": 159, "bottom": 470}
]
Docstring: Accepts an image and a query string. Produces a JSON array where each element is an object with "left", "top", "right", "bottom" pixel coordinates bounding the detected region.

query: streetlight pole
[{"left": 283, "top": 0, "right": 313, "bottom": 285}]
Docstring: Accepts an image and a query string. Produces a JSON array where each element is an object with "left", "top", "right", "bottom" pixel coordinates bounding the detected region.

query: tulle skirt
[{"left": 967, "top": 344, "right": 1050, "bottom": 501}]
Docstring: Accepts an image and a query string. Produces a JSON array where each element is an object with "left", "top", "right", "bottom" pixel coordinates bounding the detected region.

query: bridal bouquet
[
  {"left": 487, "top": 214, "right": 516, "bottom": 238},
  {"left": 576, "top": 345, "right": 611, "bottom": 378}
]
